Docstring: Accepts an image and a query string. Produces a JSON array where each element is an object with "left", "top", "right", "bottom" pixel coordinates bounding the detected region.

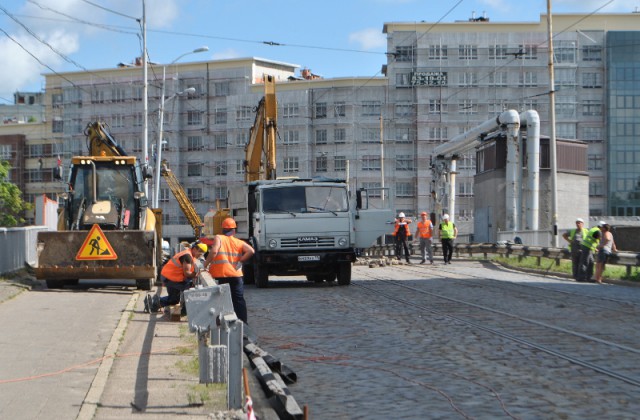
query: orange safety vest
[
  {"left": 393, "top": 221, "right": 410, "bottom": 237},
  {"left": 160, "top": 249, "right": 194, "bottom": 282},
  {"left": 208, "top": 235, "right": 245, "bottom": 278},
  {"left": 416, "top": 220, "right": 433, "bottom": 238}
]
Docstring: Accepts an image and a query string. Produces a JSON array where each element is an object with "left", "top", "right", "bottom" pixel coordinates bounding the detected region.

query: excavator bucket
[{"left": 35, "top": 229, "right": 157, "bottom": 290}]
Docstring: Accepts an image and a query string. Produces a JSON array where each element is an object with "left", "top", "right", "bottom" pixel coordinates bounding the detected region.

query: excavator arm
[
  {"left": 244, "top": 74, "right": 277, "bottom": 181},
  {"left": 160, "top": 161, "right": 203, "bottom": 237},
  {"left": 84, "top": 121, "right": 128, "bottom": 157}
]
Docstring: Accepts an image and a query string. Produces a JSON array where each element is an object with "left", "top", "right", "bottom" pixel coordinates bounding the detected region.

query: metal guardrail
[
  {"left": 0, "top": 226, "right": 48, "bottom": 275},
  {"left": 363, "top": 242, "right": 640, "bottom": 277}
]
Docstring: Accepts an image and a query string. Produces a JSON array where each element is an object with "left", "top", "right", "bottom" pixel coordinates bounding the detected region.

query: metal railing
[
  {"left": 362, "top": 242, "right": 640, "bottom": 277},
  {"left": 0, "top": 226, "right": 48, "bottom": 275}
]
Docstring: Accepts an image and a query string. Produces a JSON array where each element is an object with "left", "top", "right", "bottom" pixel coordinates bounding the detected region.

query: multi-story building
[
  {"left": 9, "top": 12, "right": 640, "bottom": 242},
  {"left": 383, "top": 12, "right": 640, "bottom": 220}
]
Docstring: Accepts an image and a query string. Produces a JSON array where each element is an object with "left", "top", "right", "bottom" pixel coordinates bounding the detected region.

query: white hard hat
[
  {"left": 443, "top": 214, "right": 450, "bottom": 219},
  {"left": 576, "top": 218, "right": 584, "bottom": 223},
  {"left": 398, "top": 212, "right": 405, "bottom": 218}
]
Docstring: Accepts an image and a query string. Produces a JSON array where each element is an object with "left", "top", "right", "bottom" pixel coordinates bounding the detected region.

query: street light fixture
[{"left": 152, "top": 46, "right": 209, "bottom": 208}]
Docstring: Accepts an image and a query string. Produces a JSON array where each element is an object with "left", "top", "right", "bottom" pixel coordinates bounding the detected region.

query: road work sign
[{"left": 75, "top": 224, "right": 118, "bottom": 260}]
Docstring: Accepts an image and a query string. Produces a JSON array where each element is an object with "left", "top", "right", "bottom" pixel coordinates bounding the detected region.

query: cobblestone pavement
[{"left": 244, "top": 259, "right": 640, "bottom": 420}]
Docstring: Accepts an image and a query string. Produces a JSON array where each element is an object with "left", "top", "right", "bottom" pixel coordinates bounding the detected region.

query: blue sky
[{"left": 0, "top": 0, "right": 637, "bottom": 103}]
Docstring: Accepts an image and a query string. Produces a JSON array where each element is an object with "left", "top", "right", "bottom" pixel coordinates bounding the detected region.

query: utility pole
[
  {"left": 547, "top": 0, "right": 559, "bottom": 247},
  {"left": 142, "top": 0, "right": 149, "bottom": 196}
]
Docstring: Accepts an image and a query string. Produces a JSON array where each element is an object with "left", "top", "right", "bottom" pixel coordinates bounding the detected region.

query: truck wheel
[
  {"left": 306, "top": 274, "right": 324, "bottom": 283},
  {"left": 255, "top": 264, "right": 269, "bottom": 288},
  {"left": 243, "top": 265, "right": 255, "bottom": 285},
  {"left": 46, "top": 279, "right": 66, "bottom": 289},
  {"left": 136, "top": 278, "right": 153, "bottom": 290},
  {"left": 337, "top": 262, "right": 352, "bottom": 286}
]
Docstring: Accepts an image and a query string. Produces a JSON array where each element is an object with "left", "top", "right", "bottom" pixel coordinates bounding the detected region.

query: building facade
[{"left": 6, "top": 13, "right": 639, "bottom": 242}]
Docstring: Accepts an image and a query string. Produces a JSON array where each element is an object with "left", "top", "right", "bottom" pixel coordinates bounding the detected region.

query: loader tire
[
  {"left": 255, "top": 264, "right": 269, "bottom": 288},
  {"left": 337, "top": 262, "right": 352, "bottom": 286},
  {"left": 136, "top": 278, "right": 153, "bottom": 291}
]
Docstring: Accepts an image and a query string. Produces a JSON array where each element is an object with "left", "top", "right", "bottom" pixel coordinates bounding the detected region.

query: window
[
  {"left": 428, "top": 45, "right": 447, "bottom": 60},
  {"left": 235, "top": 132, "right": 249, "bottom": 147},
  {"left": 582, "top": 45, "right": 602, "bottom": 62},
  {"left": 335, "top": 156, "right": 346, "bottom": 172},
  {"left": 282, "top": 103, "right": 299, "bottom": 118},
  {"left": 27, "top": 144, "right": 43, "bottom": 158},
  {"left": 395, "top": 182, "right": 415, "bottom": 198},
  {"left": 112, "top": 114, "right": 125, "bottom": 128},
  {"left": 283, "top": 157, "right": 299, "bottom": 173},
  {"left": 588, "top": 154, "right": 603, "bottom": 170},
  {"left": 556, "top": 98, "right": 576, "bottom": 118},
  {"left": 315, "top": 129, "right": 327, "bottom": 145},
  {"left": 132, "top": 86, "right": 143, "bottom": 101},
  {"left": 334, "top": 128, "right": 346, "bottom": 144},
  {"left": 489, "top": 100, "right": 507, "bottom": 114},
  {"left": 582, "top": 100, "right": 603, "bottom": 116},
  {"left": 187, "top": 163, "right": 202, "bottom": 176},
  {"left": 215, "top": 108, "right": 227, "bottom": 124},
  {"left": 91, "top": 90, "right": 104, "bottom": 104},
  {"left": 458, "top": 182, "right": 474, "bottom": 196},
  {"left": 362, "top": 155, "right": 381, "bottom": 171},
  {"left": 459, "top": 100, "right": 477, "bottom": 114},
  {"left": 395, "top": 103, "right": 413, "bottom": 117},
  {"left": 395, "top": 45, "right": 415, "bottom": 62},
  {"left": 214, "top": 134, "right": 227, "bottom": 149},
  {"left": 489, "top": 72, "right": 508, "bottom": 87},
  {"left": 396, "top": 73, "right": 412, "bottom": 87},
  {"left": 556, "top": 123, "right": 577, "bottom": 139},
  {"left": 361, "top": 101, "right": 381, "bottom": 116},
  {"left": 132, "top": 112, "right": 143, "bottom": 127},
  {"left": 187, "top": 111, "right": 203, "bottom": 125},
  {"left": 215, "top": 82, "right": 230, "bottom": 96},
  {"left": 334, "top": 102, "right": 346, "bottom": 117},
  {"left": 396, "top": 155, "right": 414, "bottom": 171},
  {"left": 519, "top": 72, "right": 538, "bottom": 87},
  {"left": 316, "top": 155, "right": 328, "bottom": 172},
  {"left": 589, "top": 181, "right": 604, "bottom": 196},
  {"left": 361, "top": 128, "right": 378, "bottom": 143},
  {"left": 458, "top": 72, "right": 478, "bottom": 87},
  {"left": 519, "top": 44, "right": 537, "bottom": 59},
  {"left": 429, "top": 126, "right": 448, "bottom": 141},
  {"left": 556, "top": 69, "right": 576, "bottom": 87},
  {"left": 214, "top": 186, "right": 227, "bottom": 200},
  {"left": 582, "top": 72, "right": 602, "bottom": 88},
  {"left": 159, "top": 188, "right": 169, "bottom": 202},
  {"left": 215, "top": 162, "right": 227, "bottom": 176},
  {"left": 489, "top": 45, "right": 508, "bottom": 60},
  {"left": 554, "top": 41, "right": 577, "bottom": 64},
  {"left": 112, "top": 87, "right": 126, "bottom": 103},
  {"left": 429, "top": 99, "right": 447, "bottom": 114},
  {"left": 283, "top": 130, "right": 299, "bottom": 145},
  {"left": 236, "top": 160, "right": 244, "bottom": 174},
  {"left": 187, "top": 188, "right": 203, "bottom": 202},
  {"left": 187, "top": 136, "right": 203, "bottom": 151},
  {"left": 396, "top": 127, "right": 415, "bottom": 143},
  {"left": 362, "top": 182, "right": 381, "bottom": 197},
  {"left": 236, "top": 106, "right": 252, "bottom": 121},
  {"left": 314, "top": 102, "right": 327, "bottom": 119},
  {"left": 0, "top": 144, "right": 12, "bottom": 159},
  {"left": 52, "top": 119, "right": 64, "bottom": 133},
  {"left": 582, "top": 127, "right": 603, "bottom": 141},
  {"left": 458, "top": 44, "right": 478, "bottom": 60},
  {"left": 26, "top": 169, "right": 43, "bottom": 182}
]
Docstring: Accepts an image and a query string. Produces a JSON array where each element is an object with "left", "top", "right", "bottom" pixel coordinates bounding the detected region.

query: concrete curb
[{"left": 77, "top": 292, "right": 138, "bottom": 420}]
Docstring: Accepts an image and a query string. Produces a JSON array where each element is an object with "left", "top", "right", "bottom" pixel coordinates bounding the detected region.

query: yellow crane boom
[
  {"left": 160, "top": 161, "right": 203, "bottom": 237},
  {"left": 244, "top": 74, "right": 277, "bottom": 181}
]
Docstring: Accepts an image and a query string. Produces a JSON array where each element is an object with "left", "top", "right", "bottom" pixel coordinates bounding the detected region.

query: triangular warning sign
[{"left": 76, "top": 224, "right": 118, "bottom": 260}]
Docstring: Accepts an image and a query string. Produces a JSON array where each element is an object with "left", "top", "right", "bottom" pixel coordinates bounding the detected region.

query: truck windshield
[{"left": 262, "top": 185, "right": 348, "bottom": 214}]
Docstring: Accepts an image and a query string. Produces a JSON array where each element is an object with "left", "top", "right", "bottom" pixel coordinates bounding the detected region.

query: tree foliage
[{"left": 0, "top": 161, "right": 31, "bottom": 227}]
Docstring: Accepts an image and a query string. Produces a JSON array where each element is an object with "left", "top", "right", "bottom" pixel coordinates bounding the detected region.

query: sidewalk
[{"left": 85, "top": 289, "right": 279, "bottom": 419}]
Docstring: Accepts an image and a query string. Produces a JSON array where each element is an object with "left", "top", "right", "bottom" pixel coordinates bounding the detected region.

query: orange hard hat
[{"left": 222, "top": 217, "right": 237, "bottom": 229}]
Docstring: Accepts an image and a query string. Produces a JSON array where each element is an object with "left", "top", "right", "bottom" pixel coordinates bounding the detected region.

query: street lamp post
[{"left": 151, "top": 47, "right": 209, "bottom": 208}]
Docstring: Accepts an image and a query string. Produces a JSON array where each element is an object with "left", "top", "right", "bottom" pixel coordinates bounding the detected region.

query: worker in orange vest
[
  {"left": 393, "top": 212, "right": 412, "bottom": 263},
  {"left": 145, "top": 242, "right": 207, "bottom": 313},
  {"left": 204, "top": 217, "right": 255, "bottom": 324},
  {"left": 415, "top": 211, "right": 434, "bottom": 264}
]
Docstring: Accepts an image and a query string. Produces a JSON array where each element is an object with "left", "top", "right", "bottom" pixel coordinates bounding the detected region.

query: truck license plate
[{"left": 298, "top": 255, "right": 320, "bottom": 262}]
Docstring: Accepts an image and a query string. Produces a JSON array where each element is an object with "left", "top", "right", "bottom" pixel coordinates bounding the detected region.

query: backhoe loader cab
[{"left": 60, "top": 157, "right": 146, "bottom": 231}]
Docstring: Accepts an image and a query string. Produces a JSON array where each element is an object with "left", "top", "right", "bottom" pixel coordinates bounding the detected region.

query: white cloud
[
  {"left": 211, "top": 49, "right": 242, "bottom": 60},
  {"left": 349, "top": 28, "right": 386, "bottom": 50}
]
